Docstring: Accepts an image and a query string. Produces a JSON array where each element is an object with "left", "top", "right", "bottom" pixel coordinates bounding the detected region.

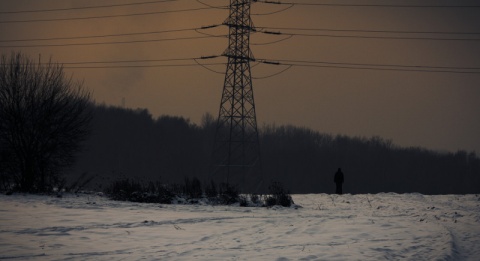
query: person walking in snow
[{"left": 334, "top": 168, "right": 344, "bottom": 194}]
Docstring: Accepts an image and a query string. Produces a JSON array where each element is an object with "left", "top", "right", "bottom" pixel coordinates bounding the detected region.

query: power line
[
  {"left": 0, "top": 27, "right": 218, "bottom": 43},
  {"left": 286, "top": 63, "right": 480, "bottom": 74},
  {"left": 0, "top": 0, "right": 177, "bottom": 14},
  {"left": 251, "top": 4, "right": 294, "bottom": 15},
  {"left": 195, "top": 0, "right": 228, "bottom": 10},
  {"left": 0, "top": 35, "right": 226, "bottom": 48},
  {"left": 0, "top": 7, "right": 222, "bottom": 24},
  {"left": 11, "top": 56, "right": 221, "bottom": 66},
  {"left": 251, "top": 35, "right": 293, "bottom": 45},
  {"left": 194, "top": 58, "right": 225, "bottom": 74},
  {"left": 252, "top": 65, "right": 293, "bottom": 79},
  {"left": 61, "top": 57, "right": 198, "bottom": 65},
  {"left": 52, "top": 56, "right": 480, "bottom": 71},
  {"left": 60, "top": 56, "right": 220, "bottom": 64},
  {"left": 59, "top": 56, "right": 224, "bottom": 69},
  {"left": 260, "top": 58, "right": 480, "bottom": 70},
  {"left": 256, "top": 58, "right": 480, "bottom": 74},
  {"left": 63, "top": 62, "right": 226, "bottom": 69},
  {"left": 257, "top": 26, "right": 480, "bottom": 36},
  {"left": 255, "top": 0, "right": 480, "bottom": 8},
  {"left": 263, "top": 61, "right": 480, "bottom": 74},
  {"left": 265, "top": 32, "right": 480, "bottom": 41},
  {"left": 52, "top": 56, "right": 480, "bottom": 74},
  {"left": 63, "top": 62, "right": 480, "bottom": 74}
]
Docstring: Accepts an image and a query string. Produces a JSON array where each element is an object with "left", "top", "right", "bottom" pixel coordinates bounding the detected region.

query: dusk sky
[{"left": 1, "top": 0, "right": 479, "bottom": 154}]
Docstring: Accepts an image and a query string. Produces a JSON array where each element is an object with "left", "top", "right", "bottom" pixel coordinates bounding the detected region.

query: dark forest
[{"left": 69, "top": 105, "right": 480, "bottom": 195}]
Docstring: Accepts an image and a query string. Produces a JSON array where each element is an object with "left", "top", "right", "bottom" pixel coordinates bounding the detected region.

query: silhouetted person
[{"left": 334, "top": 168, "right": 344, "bottom": 194}]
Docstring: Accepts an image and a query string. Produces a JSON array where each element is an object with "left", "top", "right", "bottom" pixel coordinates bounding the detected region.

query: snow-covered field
[{"left": 1, "top": 193, "right": 479, "bottom": 260}]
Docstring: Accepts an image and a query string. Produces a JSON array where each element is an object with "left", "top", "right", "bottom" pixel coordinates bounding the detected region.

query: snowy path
[{"left": 1, "top": 193, "right": 479, "bottom": 260}]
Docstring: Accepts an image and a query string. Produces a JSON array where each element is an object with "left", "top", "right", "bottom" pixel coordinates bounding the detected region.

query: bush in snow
[
  {"left": 104, "top": 178, "right": 296, "bottom": 208},
  {"left": 204, "top": 180, "right": 217, "bottom": 199},
  {"left": 239, "top": 195, "right": 248, "bottom": 207},
  {"left": 218, "top": 182, "right": 240, "bottom": 205},
  {"left": 105, "top": 179, "right": 174, "bottom": 204},
  {"left": 183, "top": 177, "right": 203, "bottom": 199},
  {"left": 106, "top": 178, "right": 142, "bottom": 201},
  {"left": 250, "top": 193, "right": 261, "bottom": 205},
  {"left": 264, "top": 181, "right": 293, "bottom": 207}
]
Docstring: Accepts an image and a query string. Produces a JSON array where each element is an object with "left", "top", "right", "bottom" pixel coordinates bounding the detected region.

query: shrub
[
  {"left": 104, "top": 177, "right": 294, "bottom": 207},
  {"left": 239, "top": 195, "right": 248, "bottom": 207},
  {"left": 218, "top": 182, "right": 239, "bottom": 204},
  {"left": 105, "top": 178, "right": 142, "bottom": 201},
  {"left": 264, "top": 181, "right": 293, "bottom": 207},
  {"left": 105, "top": 178, "right": 173, "bottom": 204},
  {"left": 205, "top": 180, "right": 217, "bottom": 198},
  {"left": 250, "top": 193, "right": 261, "bottom": 205},
  {"left": 184, "top": 177, "right": 203, "bottom": 198}
]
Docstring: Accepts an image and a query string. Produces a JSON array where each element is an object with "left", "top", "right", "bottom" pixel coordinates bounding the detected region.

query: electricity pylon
[{"left": 211, "top": 0, "right": 261, "bottom": 192}]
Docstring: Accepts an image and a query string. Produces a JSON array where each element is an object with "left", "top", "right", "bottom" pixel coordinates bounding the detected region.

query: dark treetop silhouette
[{"left": 0, "top": 52, "right": 92, "bottom": 193}]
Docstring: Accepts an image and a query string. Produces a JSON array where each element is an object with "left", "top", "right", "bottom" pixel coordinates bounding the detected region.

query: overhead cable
[
  {"left": 252, "top": 65, "right": 293, "bottom": 79},
  {"left": 256, "top": 58, "right": 480, "bottom": 74},
  {"left": 255, "top": 0, "right": 480, "bottom": 8},
  {"left": 286, "top": 63, "right": 480, "bottom": 74},
  {"left": 52, "top": 55, "right": 480, "bottom": 74},
  {"left": 61, "top": 57, "right": 198, "bottom": 65},
  {"left": 194, "top": 58, "right": 225, "bottom": 74},
  {"left": 251, "top": 4, "right": 294, "bottom": 15},
  {"left": 256, "top": 26, "right": 480, "bottom": 36},
  {"left": 0, "top": 0, "right": 177, "bottom": 14},
  {"left": 273, "top": 32, "right": 480, "bottom": 41},
  {"left": 195, "top": 0, "right": 228, "bottom": 9},
  {"left": 251, "top": 35, "right": 293, "bottom": 45},
  {"left": 256, "top": 29, "right": 480, "bottom": 41},
  {"left": 63, "top": 62, "right": 226, "bottom": 69},
  {"left": 0, "top": 35, "right": 226, "bottom": 48},
  {"left": 0, "top": 7, "right": 222, "bottom": 24},
  {"left": 258, "top": 58, "right": 480, "bottom": 70},
  {"left": 0, "top": 28, "right": 208, "bottom": 43}
]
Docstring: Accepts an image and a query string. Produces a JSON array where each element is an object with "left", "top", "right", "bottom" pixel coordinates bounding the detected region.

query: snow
[{"left": 1, "top": 193, "right": 479, "bottom": 260}]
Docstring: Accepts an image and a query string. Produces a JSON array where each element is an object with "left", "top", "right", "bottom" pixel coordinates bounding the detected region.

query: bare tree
[{"left": 0, "top": 52, "right": 92, "bottom": 192}]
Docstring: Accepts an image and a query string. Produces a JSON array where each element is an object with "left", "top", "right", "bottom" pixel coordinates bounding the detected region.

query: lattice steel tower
[{"left": 211, "top": 0, "right": 261, "bottom": 191}]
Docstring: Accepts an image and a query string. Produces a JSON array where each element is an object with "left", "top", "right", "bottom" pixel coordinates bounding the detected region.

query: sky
[{"left": 1, "top": 0, "right": 479, "bottom": 154}]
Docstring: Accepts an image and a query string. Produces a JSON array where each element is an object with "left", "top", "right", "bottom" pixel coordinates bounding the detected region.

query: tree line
[
  {"left": 1, "top": 52, "right": 478, "bottom": 195},
  {"left": 70, "top": 105, "right": 480, "bottom": 195}
]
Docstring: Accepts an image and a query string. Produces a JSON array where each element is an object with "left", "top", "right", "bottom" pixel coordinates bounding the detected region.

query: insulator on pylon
[{"left": 200, "top": 55, "right": 218, "bottom": 59}]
